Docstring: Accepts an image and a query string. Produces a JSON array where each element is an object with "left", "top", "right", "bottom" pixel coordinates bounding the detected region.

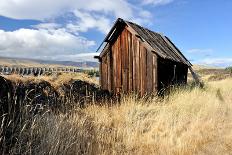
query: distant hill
[
  {"left": 0, "top": 57, "right": 99, "bottom": 68},
  {"left": 192, "top": 64, "right": 222, "bottom": 71},
  {"left": 0, "top": 57, "right": 222, "bottom": 70}
]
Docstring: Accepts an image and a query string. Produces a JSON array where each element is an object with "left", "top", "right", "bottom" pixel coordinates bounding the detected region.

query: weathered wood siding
[{"left": 100, "top": 27, "right": 158, "bottom": 95}]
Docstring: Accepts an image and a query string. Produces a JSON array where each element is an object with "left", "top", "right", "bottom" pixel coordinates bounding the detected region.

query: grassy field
[
  {"left": 2, "top": 72, "right": 98, "bottom": 88},
  {"left": 1, "top": 67, "right": 232, "bottom": 154}
]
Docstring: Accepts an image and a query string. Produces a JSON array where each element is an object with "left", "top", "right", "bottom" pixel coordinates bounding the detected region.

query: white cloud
[
  {"left": 196, "top": 58, "right": 232, "bottom": 67},
  {"left": 0, "top": 0, "right": 154, "bottom": 61},
  {"left": 0, "top": 28, "right": 95, "bottom": 59},
  {"left": 33, "top": 23, "right": 61, "bottom": 30},
  {"left": 138, "top": 10, "right": 152, "bottom": 19},
  {"left": 68, "top": 10, "right": 112, "bottom": 34},
  {"left": 0, "top": 0, "right": 152, "bottom": 34},
  {"left": 82, "top": 0, "right": 134, "bottom": 19},
  {"left": 51, "top": 53, "right": 100, "bottom": 62},
  {"left": 0, "top": 0, "right": 69, "bottom": 20},
  {"left": 0, "top": 0, "right": 146, "bottom": 21},
  {"left": 142, "top": 0, "right": 174, "bottom": 6}
]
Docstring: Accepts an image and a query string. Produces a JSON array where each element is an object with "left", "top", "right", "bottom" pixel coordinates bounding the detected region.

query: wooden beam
[{"left": 125, "top": 25, "right": 167, "bottom": 59}]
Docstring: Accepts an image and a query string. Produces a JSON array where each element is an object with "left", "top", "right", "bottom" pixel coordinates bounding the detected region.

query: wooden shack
[{"left": 95, "top": 18, "right": 192, "bottom": 95}]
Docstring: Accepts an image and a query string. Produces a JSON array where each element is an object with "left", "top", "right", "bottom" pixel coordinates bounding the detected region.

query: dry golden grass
[
  {"left": 188, "top": 66, "right": 231, "bottom": 82},
  {"left": 2, "top": 72, "right": 98, "bottom": 88},
  {"left": 191, "top": 64, "right": 221, "bottom": 71},
  {"left": 8, "top": 78, "right": 232, "bottom": 155}
]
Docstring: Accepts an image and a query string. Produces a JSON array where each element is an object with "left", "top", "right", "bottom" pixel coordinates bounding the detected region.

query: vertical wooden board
[
  {"left": 107, "top": 51, "right": 111, "bottom": 91},
  {"left": 101, "top": 56, "right": 106, "bottom": 89},
  {"left": 132, "top": 35, "right": 137, "bottom": 91},
  {"left": 142, "top": 47, "right": 147, "bottom": 95},
  {"left": 121, "top": 30, "right": 124, "bottom": 90},
  {"left": 136, "top": 40, "right": 141, "bottom": 93},
  {"left": 128, "top": 31, "right": 133, "bottom": 92},
  {"left": 106, "top": 55, "right": 108, "bottom": 90},
  {"left": 103, "top": 55, "right": 108, "bottom": 90},
  {"left": 140, "top": 45, "right": 143, "bottom": 95},
  {"left": 112, "top": 42, "right": 117, "bottom": 93},
  {"left": 121, "top": 30, "right": 126, "bottom": 92},
  {"left": 115, "top": 39, "right": 119, "bottom": 93},
  {"left": 104, "top": 56, "right": 108, "bottom": 90},
  {"left": 99, "top": 62, "right": 102, "bottom": 88},
  {"left": 111, "top": 46, "right": 113, "bottom": 90},
  {"left": 152, "top": 54, "right": 158, "bottom": 93},
  {"left": 101, "top": 57, "right": 105, "bottom": 89},
  {"left": 185, "top": 66, "right": 188, "bottom": 83},
  {"left": 117, "top": 36, "right": 122, "bottom": 92},
  {"left": 146, "top": 51, "right": 153, "bottom": 93},
  {"left": 126, "top": 29, "right": 130, "bottom": 92},
  {"left": 139, "top": 43, "right": 143, "bottom": 95},
  {"left": 115, "top": 38, "right": 118, "bottom": 92},
  {"left": 145, "top": 49, "right": 148, "bottom": 93},
  {"left": 124, "top": 29, "right": 129, "bottom": 92},
  {"left": 110, "top": 47, "right": 114, "bottom": 91}
]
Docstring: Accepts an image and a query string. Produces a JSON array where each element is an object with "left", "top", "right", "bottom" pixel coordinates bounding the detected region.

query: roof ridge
[
  {"left": 125, "top": 20, "right": 161, "bottom": 35},
  {"left": 97, "top": 18, "right": 191, "bottom": 66},
  {"left": 125, "top": 19, "right": 191, "bottom": 66}
]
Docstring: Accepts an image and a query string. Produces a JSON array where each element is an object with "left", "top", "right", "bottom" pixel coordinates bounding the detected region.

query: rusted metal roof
[{"left": 97, "top": 18, "right": 192, "bottom": 66}]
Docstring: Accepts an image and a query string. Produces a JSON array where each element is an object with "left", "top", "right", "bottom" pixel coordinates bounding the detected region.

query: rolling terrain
[
  {"left": 0, "top": 64, "right": 232, "bottom": 154},
  {"left": 0, "top": 56, "right": 99, "bottom": 68}
]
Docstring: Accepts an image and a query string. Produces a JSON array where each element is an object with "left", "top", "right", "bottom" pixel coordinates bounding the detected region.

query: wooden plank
[
  {"left": 112, "top": 42, "right": 117, "bottom": 93},
  {"left": 115, "top": 37, "right": 118, "bottom": 93},
  {"left": 115, "top": 37, "right": 119, "bottom": 91},
  {"left": 139, "top": 42, "right": 143, "bottom": 95},
  {"left": 99, "top": 43, "right": 110, "bottom": 58},
  {"left": 124, "top": 29, "right": 129, "bottom": 93},
  {"left": 142, "top": 47, "right": 147, "bottom": 95},
  {"left": 140, "top": 45, "right": 143, "bottom": 95},
  {"left": 121, "top": 29, "right": 127, "bottom": 92},
  {"left": 132, "top": 34, "right": 137, "bottom": 92},
  {"left": 136, "top": 40, "right": 140, "bottom": 93},
  {"left": 110, "top": 47, "right": 114, "bottom": 92},
  {"left": 105, "top": 56, "right": 108, "bottom": 90},
  {"left": 146, "top": 51, "right": 153, "bottom": 93},
  {"left": 101, "top": 56, "right": 106, "bottom": 89},
  {"left": 128, "top": 31, "right": 133, "bottom": 92},
  {"left": 101, "top": 57, "right": 105, "bottom": 89},
  {"left": 106, "top": 55, "right": 108, "bottom": 90},
  {"left": 125, "top": 26, "right": 155, "bottom": 54},
  {"left": 153, "top": 54, "right": 158, "bottom": 93},
  {"left": 117, "top": 35, "right": 122, "bottom": 93},
  {"left": 107, "top": 51, "right": 111, "bottom": 91},
  {"left": 99, "top": 62, "right": 102, "bottom": 88}
]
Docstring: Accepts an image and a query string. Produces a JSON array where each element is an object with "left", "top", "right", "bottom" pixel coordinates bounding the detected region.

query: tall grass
[
  {"left": 2, "top": 78, "right": 232, "bottom": 155},
  {"left": 3, "top": 72, "right": 98, "bottom": 88}
]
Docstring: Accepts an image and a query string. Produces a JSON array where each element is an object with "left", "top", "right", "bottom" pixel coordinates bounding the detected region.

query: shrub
[
  {"left": 225, "top": 66, "right": 232, "bottom": 74},
  {"left": 84, "top": 69, "right": 99, "bottom": 77}
]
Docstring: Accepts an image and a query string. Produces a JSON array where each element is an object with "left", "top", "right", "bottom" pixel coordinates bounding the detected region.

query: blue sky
[{"left": 0, "top": 0, "right": 231, "bottom": 67}]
